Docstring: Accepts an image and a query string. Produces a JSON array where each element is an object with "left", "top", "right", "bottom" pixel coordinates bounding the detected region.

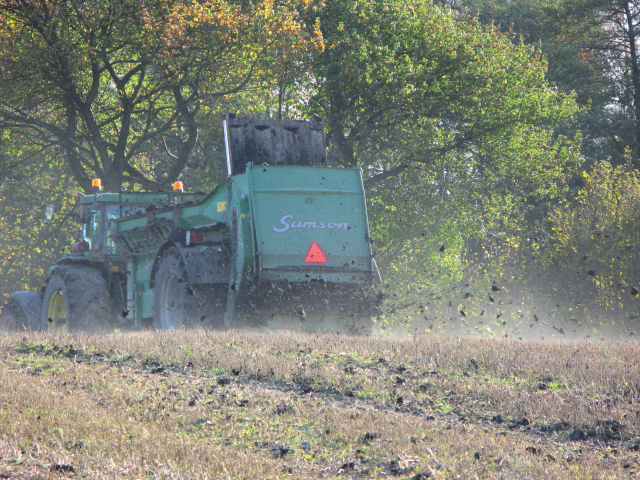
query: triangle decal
[{"left": 305, "top": 241, "right": 327, "bottom": 264}]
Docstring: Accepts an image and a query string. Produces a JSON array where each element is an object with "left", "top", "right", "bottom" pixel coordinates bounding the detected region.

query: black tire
[
  {"left": 153, "top": 247, "right": 226, "bottom": 330},
  {"left": 0, "top": 291, "right": 41, "bottom": 332},
  {"left": 40, "top": 265, "right": 113, "bottom": 334}
]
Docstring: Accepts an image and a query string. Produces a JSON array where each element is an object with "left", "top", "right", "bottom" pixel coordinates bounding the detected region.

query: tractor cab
[
  {"left": 77, "top": 200, "right": 127, "bottom": 254},
  {"left": 74, "top": 188, "right": 207, "bottom": 257}
]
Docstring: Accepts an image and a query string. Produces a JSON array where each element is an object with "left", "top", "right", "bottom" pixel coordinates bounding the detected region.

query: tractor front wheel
[{"left": 0, "top": 291, "right": 41, "bottom": 332}]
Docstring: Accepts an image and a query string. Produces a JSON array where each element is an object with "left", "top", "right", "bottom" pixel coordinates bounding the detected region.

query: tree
[
  {"left": 0, "top": 134, "right": 78, "bottom": 296},
  {"left": 454, "top": 0, "right": 640, "bottom": 168},
  {"left": 303, "top": 0, "right": 581, "bottom": 316},
  {"left": 600, "top": 0, "right": 640, "bottom": 166},
  {"left": 0, "top": 0, "right": 322, "bottom": 192},
  {"left": 0, "top": 0, "right": 323, "bottom": 296}
]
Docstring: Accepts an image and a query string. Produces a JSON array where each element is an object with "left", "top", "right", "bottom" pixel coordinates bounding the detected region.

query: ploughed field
[{"left": 0, "top": 329, "right": 638, "bottom": 479}]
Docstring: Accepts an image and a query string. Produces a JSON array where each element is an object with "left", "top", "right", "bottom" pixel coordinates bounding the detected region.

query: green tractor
[{"left": 1, "top": 116, "right": 381, "bottom": 334}]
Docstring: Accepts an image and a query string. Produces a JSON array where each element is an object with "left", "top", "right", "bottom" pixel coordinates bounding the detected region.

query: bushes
[{"left": 544, "top": 162, "right": 640, "bottom": 311}]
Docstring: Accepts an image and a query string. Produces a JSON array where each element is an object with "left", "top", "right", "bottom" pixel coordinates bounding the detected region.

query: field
[{"left": 0, "top": 327, "right": 639, "bottom": 479}]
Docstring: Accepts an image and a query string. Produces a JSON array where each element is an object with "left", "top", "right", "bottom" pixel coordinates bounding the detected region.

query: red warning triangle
[{"left": 305, "top": 241, "right": 327, "bottom": 264}]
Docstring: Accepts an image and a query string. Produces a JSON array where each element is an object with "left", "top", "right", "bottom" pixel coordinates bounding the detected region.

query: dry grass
[{"left": 0, "top": 329, "right": 639, "bottom": 479}]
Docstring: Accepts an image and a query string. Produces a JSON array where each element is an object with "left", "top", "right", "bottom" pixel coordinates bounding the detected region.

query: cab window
[
  {"left": 82, "top": 206, "right": 101, "bottom": 250},
  {"left": 105, "top": 205, "right": 120, "bottom": 254}
]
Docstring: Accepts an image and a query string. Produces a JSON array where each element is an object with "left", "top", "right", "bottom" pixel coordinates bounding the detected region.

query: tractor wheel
[
  {"left": 0, "top": 291, "right": 41, "bottom": 332},
  {"left": 153, "top": 247, "right": 226, "bottom": 330},
  {"left": 40, "top": 265, "right": 113, "bottom": 334}
]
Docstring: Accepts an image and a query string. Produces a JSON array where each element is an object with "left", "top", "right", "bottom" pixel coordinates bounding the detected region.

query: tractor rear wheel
[
  {"left": 153, "top": 247, "right": 226, "bottom": 330},
  {"left": 0, "top": 291, "right": 41, "bottom": 332},
  {"left": 40, "top": 265, "right": 113, "bottom": 334}
]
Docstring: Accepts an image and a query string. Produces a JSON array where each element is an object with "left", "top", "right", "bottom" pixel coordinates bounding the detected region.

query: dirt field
[{"left": 0, "top": 328, "right": 638, "bottom": 479}]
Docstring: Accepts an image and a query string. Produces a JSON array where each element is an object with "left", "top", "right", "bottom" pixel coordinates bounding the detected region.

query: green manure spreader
[{"left": 1, "top": 116, "right": 381, "bottom": 334}]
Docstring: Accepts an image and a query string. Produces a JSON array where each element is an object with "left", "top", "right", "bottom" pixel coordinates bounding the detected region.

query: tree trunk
[{"left": 622, "top": 0, "right": 640, "bottom": 163}]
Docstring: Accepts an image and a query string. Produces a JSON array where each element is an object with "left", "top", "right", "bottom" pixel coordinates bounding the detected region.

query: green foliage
[{"left": 311, "top": 0, "right": 579, "bottom": 168}]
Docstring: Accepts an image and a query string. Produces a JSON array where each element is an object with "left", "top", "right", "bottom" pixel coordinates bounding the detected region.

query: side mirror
[{"left": 44, "top": 205, "right": 54, "bottom": 224}]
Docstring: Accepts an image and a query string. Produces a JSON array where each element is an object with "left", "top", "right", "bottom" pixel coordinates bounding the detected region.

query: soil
[{"left": 0, "top": 328, "right": 638, "bottom": 479}]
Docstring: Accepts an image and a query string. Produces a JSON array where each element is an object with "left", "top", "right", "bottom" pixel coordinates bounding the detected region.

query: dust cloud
[{"left": 376, "top": 273, "right": 640, "bottom": 343}]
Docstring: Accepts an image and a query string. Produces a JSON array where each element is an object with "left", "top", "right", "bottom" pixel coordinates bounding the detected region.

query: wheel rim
[
  {"left": 48, "top": 290, "right": 67, "bottom": 333},
  {"left": 159, "top": 273, "right": 182, "bottom": 329}
]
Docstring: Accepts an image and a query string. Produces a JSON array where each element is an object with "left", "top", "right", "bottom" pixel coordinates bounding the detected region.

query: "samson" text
[{"left": 273, "top": 215, "right": 349, "bottom": 233}]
